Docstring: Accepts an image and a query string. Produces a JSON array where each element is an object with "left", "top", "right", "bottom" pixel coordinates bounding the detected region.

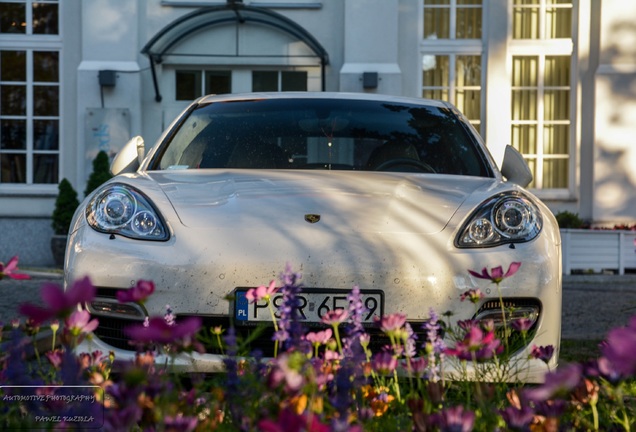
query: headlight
[
  {"left": 456, "top": 192, "right": 542, "bottom": 248},
  {"left": 86, "top": 184, "right": 169, "bottom": 241}
]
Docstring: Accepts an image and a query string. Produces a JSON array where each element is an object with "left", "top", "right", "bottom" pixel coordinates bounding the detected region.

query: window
[
  {"left": 252, "top": 71, "right": 307, "bottom": 92},
  {"left": 423, "top": 0, "right": 482, "bottom": 39},
  {"left": 176, "top": 70, "right": 231, "bottom": 100},
  {"left": 422, "top": 54, "right": 482, "bottom": 128},
  {"left": 421, "top": 1, "right": 483, "bottom": 131},
  {"left": 0, "top": 0, "right": 59, "bottom": 185},
  {"left": 510, "top": 0, "right": 573, "bottom": 190}
]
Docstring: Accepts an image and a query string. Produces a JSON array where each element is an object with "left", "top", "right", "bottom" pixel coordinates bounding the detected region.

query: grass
[{"left": 559, "top": 338, "right": 603, "bottom": 363}]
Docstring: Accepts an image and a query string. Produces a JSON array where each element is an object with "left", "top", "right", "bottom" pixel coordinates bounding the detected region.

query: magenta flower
[
  {"left": 499, "top": 406, "right": 534, "bottom": 430},
  {"left": 530, "top": 344, "right": 555, "bottom": 364},
  {"left": 372, "top": 351, "right": 398, "bottom": 375},
  {"left": 45, "top": 349, "right": 64, "bottom": 369},
  {"left": 125, "top": 316, "right": 201, "bottom": 344},
  {"left": 245, "top": 280, "right": 278, "bottom": 303},
  {"left": 321, "top": 309, "right": 349, "bottom": 326},
  {"left": 512, "top": 317, "right": 534, "bottom": 333},
  {"left": 116, "top": 280, "right": 155, "bottom": 303},
  {"left": 445, "top": 326, "right": 502, "bottom": 361},
  {"left": 18, "top": 277, "right": 96, "bottom": 324},
  {"left": 258, "top": 408, "right": 330, "bottom": 432},
  {"left": 459, "top": 288, "right": 484, "bottom": 304},
  {"left": 600, "top": 315, "right": 636, "bottom": 377},
  {"left": 430, "top": 405, "right": 475, "bottom": 432},
  {"left": 0, "top": 256, "right": 30, "bottom": 280},
  {"left": 468, "top": 262, "right": 521, "bottom": 284},
  {"left": 65, "top": 309, "right": 99, "bottom": 336}
]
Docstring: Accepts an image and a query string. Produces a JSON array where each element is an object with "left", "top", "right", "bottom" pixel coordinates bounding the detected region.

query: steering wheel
[{"left": 373, "top": 158, "right": 436, "bottom": 173}]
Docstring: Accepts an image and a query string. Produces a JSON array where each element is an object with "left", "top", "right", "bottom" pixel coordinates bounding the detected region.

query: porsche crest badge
[{"left": 304, "top": 214, "right": 321, "bottom": 224}]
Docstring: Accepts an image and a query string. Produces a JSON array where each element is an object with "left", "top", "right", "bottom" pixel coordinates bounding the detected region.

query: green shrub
[
  {"left": 51, "top": 178, "right": 80, "bottom": 235},
  {"left": 555, "top": 210, "right": 584, "bottom": 229},
  {"left": 84, "top": 150, "right": 112, "bottom": 197}
]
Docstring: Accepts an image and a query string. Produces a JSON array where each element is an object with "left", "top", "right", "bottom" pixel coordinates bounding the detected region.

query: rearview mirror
[
  {"left": 501, "top": 145, "right": 533, "bottom": 187},
  {"left": 110, "top": 136, "right": 145, "bottom": 176}
]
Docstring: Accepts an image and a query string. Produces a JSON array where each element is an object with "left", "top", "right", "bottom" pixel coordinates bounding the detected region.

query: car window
[{"left": 154, "top": 98, "right": 492, "bottom": 177}]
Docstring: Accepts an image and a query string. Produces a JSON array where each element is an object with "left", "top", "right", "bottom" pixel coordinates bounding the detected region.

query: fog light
[
  {"left": 474, "top": 303, "right": 539, "bottom": 330},
  {"left": 87, "top": 298, "right": 145, "bottom": 319}
]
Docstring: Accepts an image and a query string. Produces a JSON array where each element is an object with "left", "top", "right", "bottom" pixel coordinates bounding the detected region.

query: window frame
[{"left": 0, "top": 0, "right": 61, "bottom": 193}]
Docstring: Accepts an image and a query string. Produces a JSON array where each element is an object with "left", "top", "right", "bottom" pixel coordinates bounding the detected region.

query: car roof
[{"left": 195, "top": 91, "right": 452, "bottom": 109}]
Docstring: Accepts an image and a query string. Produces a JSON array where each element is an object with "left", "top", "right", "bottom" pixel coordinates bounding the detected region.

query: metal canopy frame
[{"left": 141, "top": 3, "right": 330, "bottom": 101}]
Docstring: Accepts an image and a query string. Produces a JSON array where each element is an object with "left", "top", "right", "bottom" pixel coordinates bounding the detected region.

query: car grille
[{"left": 90, "top": 314, "right": 434, "bottom": 357}]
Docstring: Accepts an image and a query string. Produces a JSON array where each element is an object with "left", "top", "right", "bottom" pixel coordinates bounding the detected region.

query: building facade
[{"left": 0, "top": 0, "right": 634, "bottom": 267}]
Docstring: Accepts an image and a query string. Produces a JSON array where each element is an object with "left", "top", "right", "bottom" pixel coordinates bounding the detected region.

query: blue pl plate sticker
[{"left": 235, "top": 290, "right": 249, "bottom": 321}]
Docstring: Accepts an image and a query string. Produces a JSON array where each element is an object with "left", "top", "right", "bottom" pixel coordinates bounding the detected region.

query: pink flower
[
  {"left": 430, "top": 406, "right": 475, "bottom": 432},
  {"left": 116, "top": 280, "right": 155, "bottom": 303},
  {"left": 460, "top": 288, "right": 484, "bottom": 304},
  {"left": 45, "top": 349, "right": 64, "bottom": 369},
  {"left": 372, "top": 351, "right": 398, "bottom": 375},
  {"left": 445, "top": 326, "right": 502, "bottom": 361},
  {"left": 65, "top": 309, "right": 99, "bottom": 336},
  {"left": 468, "top": 262, "right": 521, "bottom": 284},
  {"left": 512, "top": 317, "right": 534, "bottom": 333},
  {"left": 379, "top": 313, "right": 407, "bottom": 333},
  {"left": 522, "top": 363, "right": 582, "bottom": 402},
  {"left": 245, "top": 280, "right": 278, "bottom": 303},
  {"left": 321, "top": 309, "right": 349, "bottom": 326},
  {"left": 258, "top": 408, "right": 330, "bottom": 432},
  {"left": 18, "top": 277, "right": 96, "bottom": 324},
  {"left": 305, "top": 328, "right": 333, "bottom": 346},
  {"left": 0, "top": 256, "right": 30, "bottom": 280},
  {"left": 125, "top": 316, "right": 201, "bottom": 344}
]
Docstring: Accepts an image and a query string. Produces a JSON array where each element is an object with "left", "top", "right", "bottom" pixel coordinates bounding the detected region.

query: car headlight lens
[
  {"left": 86, "top": 184, "right": 169, "bottom": 240},
  {"left": 456, "top": 192, "right": 542, "bottom": 248}
]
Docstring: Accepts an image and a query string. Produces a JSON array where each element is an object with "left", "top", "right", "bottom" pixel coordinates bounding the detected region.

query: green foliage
[
  {"left": 555, "top": 210, "right": 585, "bottom": 229},
  {"left": 51, "top": 178, "right": 80, "bottom": 235},
  {"left": 84, "top": 150, "right": 112, "bottom": 197}
]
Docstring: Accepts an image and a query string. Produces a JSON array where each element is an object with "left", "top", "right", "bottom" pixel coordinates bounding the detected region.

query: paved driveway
[{"left": 1, "top": 272, "right": 635, "bottom": 341}]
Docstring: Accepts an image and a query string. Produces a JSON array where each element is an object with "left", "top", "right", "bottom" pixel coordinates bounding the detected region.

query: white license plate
[{"left": 234, "top": 288, "right": 384, "bottom": 324}]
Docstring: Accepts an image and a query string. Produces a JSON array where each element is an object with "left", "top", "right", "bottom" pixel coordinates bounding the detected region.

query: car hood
[{"left": 149, "top": 170, "right": 495, "bottom": 235}]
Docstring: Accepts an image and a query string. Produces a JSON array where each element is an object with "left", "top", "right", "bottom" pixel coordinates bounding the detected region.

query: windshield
[{"left": 153, "top": 98, "right": 491, "bottom": 176}]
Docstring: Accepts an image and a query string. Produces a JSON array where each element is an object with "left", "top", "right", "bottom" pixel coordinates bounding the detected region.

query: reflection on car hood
[{"left": 150, "top": 170, "right": 494, "bottom": 235}]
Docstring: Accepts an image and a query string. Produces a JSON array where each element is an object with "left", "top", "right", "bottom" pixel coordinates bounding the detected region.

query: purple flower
[
  {"left": 499, "top": 406, "right": 534, "bottom": 431},
  {"left": 125, "top": 316, "right": 201, "bottom": 344},
  {"left": 599, "top": 315, "right": 636, "bottom": 377},
  {"left": 522, "top": 363, "right": 582, "bottom": 402},
  {"left": 529, "top": 344, "right": 555, "bottom": 364},
  {"left": 19, "top": 277, "right": 96, "bottom": 324},
  {"left": 0, "top": 256, "right": 30, "bottom": 280},
  {"left": 430, "top": 405, "right": 475, "bottom": 432},
  {"left": 468, "top": 262, "right": 521, "bottom": 284},
  {"left": 163, "top": 413, "right": 198, "bottom": 432},
  {"left": 116, "top": 279, "right": 155, "bottom": 303},
  {"left": 273, "top": 264, "right": 306, "bottom": 349}
]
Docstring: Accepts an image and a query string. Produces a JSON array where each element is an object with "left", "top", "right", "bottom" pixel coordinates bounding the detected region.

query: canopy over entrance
[{"left": 141, "top": 3, "right": 330, "bottom": 101}]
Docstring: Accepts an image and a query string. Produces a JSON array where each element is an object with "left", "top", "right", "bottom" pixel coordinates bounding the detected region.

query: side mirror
[
  {"left": 501, "top": 145, "right": 533, "bottom": 187},
  {"left": 110, "top": 136, "right": 145, "bottom": 176}
]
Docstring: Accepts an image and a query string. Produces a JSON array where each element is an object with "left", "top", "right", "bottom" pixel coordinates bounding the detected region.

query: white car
[{"left": 66, "top": 92, "right": 561, "bottom": 381}]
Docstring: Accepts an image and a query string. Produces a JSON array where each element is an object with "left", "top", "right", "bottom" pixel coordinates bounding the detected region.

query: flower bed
[{"left": 1, "top": 256, "right": 635, "bottom": 431}]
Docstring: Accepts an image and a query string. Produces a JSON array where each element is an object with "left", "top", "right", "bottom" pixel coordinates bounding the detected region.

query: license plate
[{"left": 234, "top": 288, "right": 384, "bottom": 324}]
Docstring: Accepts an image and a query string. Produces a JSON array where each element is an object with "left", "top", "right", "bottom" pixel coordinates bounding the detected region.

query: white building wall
[{"left": 592, "top": 1, "right": 636, "bottom": 225}]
